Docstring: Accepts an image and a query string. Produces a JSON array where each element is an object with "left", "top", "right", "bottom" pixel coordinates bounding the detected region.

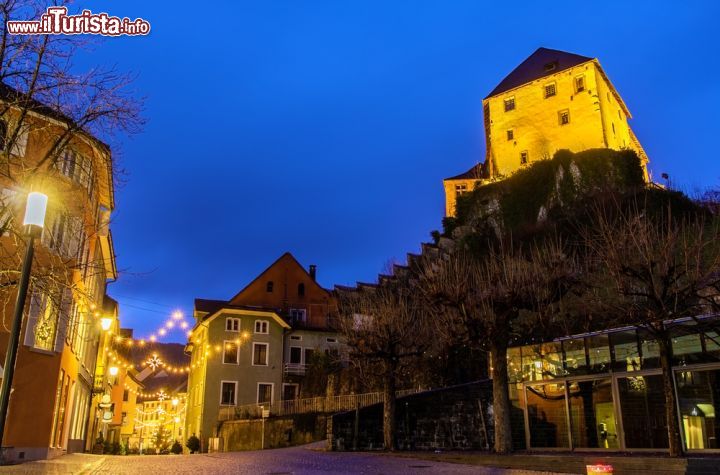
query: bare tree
[
  {"left": 585, "top": 200, "right": 720, "bottom": 456},
  {"left": 0, "top": 0, "right": 142, "bottom": 350},
  {"left": 419, "top": 238, "right": 578, "bottom": 454},
  {"left": 336, "top": 280, "right": 431, "bottom": 451}
]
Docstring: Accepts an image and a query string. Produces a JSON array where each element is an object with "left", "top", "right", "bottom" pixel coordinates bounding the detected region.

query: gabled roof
[
  {"left": 228, "top": 252, "right": 330, "bottom": 303},
  {"left": 444, "top": 162, "right": 487, "bottom": 181},
  {"left": 485, "top": 47, "right": 593, "bottom": 99},
  {"left": 194, "top": 298, "right": 226, "bottom": 315}
]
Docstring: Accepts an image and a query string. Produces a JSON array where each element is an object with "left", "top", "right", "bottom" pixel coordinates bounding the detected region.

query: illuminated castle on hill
[{"left": 444, "top": 47, "right": 649, "bottom": 216}]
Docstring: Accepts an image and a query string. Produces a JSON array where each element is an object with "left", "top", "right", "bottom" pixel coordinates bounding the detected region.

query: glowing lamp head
[
  {"left": 100, "top": 317, "right": 113, "bottom": 331},
  {"left": 109, "top": 366, "right": 119, "bottom": 376},
  {"left": 23, "top": 192, "right": 48, "bottom": 236},
  {"left": 172, "top": 398, "right": 179, "bottom": 406},
  {"left": 174, "top": 416, "right": 180, "bottom": 423}
]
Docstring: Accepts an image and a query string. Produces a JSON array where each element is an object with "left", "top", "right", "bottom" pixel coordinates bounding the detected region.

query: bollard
[{"left": 586, "top": 464, "right": 613, "bottom": 475}]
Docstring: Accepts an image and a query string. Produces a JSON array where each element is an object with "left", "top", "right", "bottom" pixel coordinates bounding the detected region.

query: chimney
[{"left": 309, "top": 264, "right": 317, "bottom": 281}]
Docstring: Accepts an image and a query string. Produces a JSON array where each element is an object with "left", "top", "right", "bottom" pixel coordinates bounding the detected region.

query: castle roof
[
  {"left": 444, "top": 162, "right": 487, "bottom": 181},
  {"left": 485, "top": 47, "right": 593, "bottom": 99}
]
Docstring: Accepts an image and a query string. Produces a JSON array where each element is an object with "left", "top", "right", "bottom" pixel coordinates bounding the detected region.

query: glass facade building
[{"left": 506, "top": 318, "right": 720, "bottom": 452}]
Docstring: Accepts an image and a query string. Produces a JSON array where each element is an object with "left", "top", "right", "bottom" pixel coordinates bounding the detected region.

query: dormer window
[
  {"left": 544, "top": 61, "right": 557, "bottom": 72},
  {"left": 266, "top": 281, "right": 273, "bottom": 293}
]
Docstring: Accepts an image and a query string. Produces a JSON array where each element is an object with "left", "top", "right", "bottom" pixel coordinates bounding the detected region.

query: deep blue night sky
[{"left": 74, "top": 1, "right": 720, "bottom": 342}]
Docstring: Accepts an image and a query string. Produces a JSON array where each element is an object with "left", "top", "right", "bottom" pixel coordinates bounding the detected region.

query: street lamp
[
  {"left": 0, "top": 192, "right": 48, "bottom": 450},
  {"left": 100, "top": 317, "right": 113, "bottom": 331},
  {"left": 108, "top": 366, "right": 119, "bottom": 377},
  {"left": 172, "top": 398, "right": 179, "bottom": 407}
]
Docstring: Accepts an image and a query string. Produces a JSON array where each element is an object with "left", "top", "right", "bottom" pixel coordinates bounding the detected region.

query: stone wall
[
  {"left": 219, "top": 414, "right": 327, "bottom": 451},
  {"left": 330, "top": 381, "right": 496, "bottom": 451}
]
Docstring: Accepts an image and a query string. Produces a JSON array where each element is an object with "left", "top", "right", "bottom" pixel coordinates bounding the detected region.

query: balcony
[{"left": 283, "top": 363, "right": 307, "bottom": 376}]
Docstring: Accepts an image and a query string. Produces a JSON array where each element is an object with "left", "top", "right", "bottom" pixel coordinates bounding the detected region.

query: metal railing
[
  {"left": 218, "top": 388, "right": 421, "bottom": 421},
  {"left": 283, "top": 363, "right": 307, "bottom": 375}
]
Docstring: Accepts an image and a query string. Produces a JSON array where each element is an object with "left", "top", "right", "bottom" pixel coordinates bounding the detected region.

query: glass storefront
[
  {"left": 676, "top": 368, "right": 720, "bottom": 450},
  {"left": 568, "top": 379, "right": 618, "bottom": 449},
  {"left": 617, "top": 375, "right": 668, "bottom": 449},
  {"left": 506, "top": 318, "right": 720, "bottom": 452},
  {"left": 526, "top": 383, "right": 569, "bottom": 448}
]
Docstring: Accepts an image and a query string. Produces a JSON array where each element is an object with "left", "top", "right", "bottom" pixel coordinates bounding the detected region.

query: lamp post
[{"left": 0, "top": 192, "right": 48, "bottom": 451}]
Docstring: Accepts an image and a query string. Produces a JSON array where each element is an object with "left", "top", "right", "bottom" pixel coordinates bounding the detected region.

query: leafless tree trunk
[
  {"left": 418, "top": 238, "right": 578, "bottom": 454},
  {"left": 336, "top": 280, "right": 431, "bottom": 451},
  {"left": 584, "top": 197, "right": 720, "bottom": 456}
]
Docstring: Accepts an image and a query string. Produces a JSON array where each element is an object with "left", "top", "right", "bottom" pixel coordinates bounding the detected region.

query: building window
[
  {"left": 575, "top": 76, "right": 585, "bottom": 93},
  {"left": 507, "top": 129, "right": 514, "bottom": 141},
  {"left": 544, "top": 61, "right": 557, "bottom": 72},
  {"left": 289, "top": 346, "right": 302, "bottom": 364},
  {"left": 254, "top": 320, "right": 269, "bottom": 334},
  {"left": 223, "top": 340, "right": 239, "bottom": 364},
  {"left": 290, "top": 335, "right": 301, "bottom": 341},
  {"left": 225, "top": 317, "right": 240, "bottom": 332},
  {"left": 298, "top": 283, "right": 305, "bottom": 297},
  {"left": 220, "top": 381, "right": 237, "bottom": 406},
  {"left": 544, "top": 83, "right": 556, "bottom": 98},
  {"left": 57, "top": 149, "right": 94, "bottom": 192},
  {"left": 257, "top": 383, "right": 273, "bottom": 404},
  {"left": 326, "top": 338, "right": 337, "bottom": 343},
  {"left": 520, "top": 151, "right": 529, "bottom": 165},
  {"left": 612, "top": 122, "right": 616, "bottom": 135},
  {"left": 123, "top": 389, "right": 129, "bottom": 402},
  {"left": 504, "top": 97, "right": 515, "bottom": 112},
  {"left": 558, "top": 109, "right": 570, "bottom": 126},
  {"left": 289, "top": 308, "right": 306, "bottom": 325},
  {"left": 266, "top": 281, "right": 273, "bottom": 293},
  {"left": 253, "top": 343, "right": 268, "bottom": 366}
]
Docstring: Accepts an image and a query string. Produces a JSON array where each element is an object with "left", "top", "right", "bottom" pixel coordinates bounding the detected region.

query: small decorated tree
[{"left": 186, "top": 435, "right": 201, "bottom": 454}]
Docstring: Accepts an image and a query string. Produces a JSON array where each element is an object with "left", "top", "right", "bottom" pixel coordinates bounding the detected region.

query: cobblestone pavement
[{"left": 0, "top": 444, "right": 568, "bottom": 475}]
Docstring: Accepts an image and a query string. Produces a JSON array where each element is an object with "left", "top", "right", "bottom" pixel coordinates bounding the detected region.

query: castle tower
[{"left": 444, "top": 47, "right": 649, "bottom": 217}]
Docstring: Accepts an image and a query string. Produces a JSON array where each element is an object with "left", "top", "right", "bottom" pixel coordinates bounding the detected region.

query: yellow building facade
[{"left": 444, "top": 47, "right": 649, "bottom": 217}]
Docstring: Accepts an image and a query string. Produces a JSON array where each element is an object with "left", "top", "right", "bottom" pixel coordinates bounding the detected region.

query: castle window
[
  {"left": 575, "top": 76, "right": 585, "bottom": 93},
  {"left": 544, "top": 83, "right": 556, "bottom": 98},
  {"left": 520, "top": 151, "right": 529, "bottom": 165},
  {"left": 298, "top": 283, "right": 305, "bottom": 297},
  {"left": 504, "top": 97, "right": 515, "bottom": 112},
  {"left": 544, "top": 62, "right": 557, "bottom": 72},
  {"left": 612, "top": 123, "right": 615, "bottom": 135},
  {"left": 507, "top": 129, "right": 514, "bottom": 141},
  {"left": 558, "top": 110, "right": 570, "bottom": 126},
  {"left": 266, "top": 281, "right": 273, "bottom": 293},
  {"left": 455, "top": 184, "right": 467, "bottom": 196}
]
